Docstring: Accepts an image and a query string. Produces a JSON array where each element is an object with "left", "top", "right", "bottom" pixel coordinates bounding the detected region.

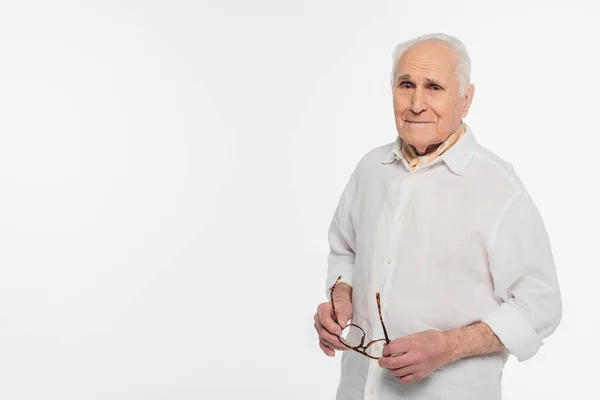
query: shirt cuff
[
  {"left": 325, "top": 269, "right": 353, "bottom": 301},
  {"left": 481, "top": 302, "right": 543, "bottom": 362}
]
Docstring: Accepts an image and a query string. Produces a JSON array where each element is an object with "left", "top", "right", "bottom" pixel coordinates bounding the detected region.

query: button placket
[
  {"left": 378, "top": 172, "right": 411, "bottom": 344},
  {"left": 384, "top": 176, "right": 410, "bottom": 269}
]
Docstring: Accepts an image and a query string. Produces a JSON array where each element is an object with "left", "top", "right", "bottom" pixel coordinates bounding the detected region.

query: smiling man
[{"left": 313, "top": 33, "right": 562, "bottom": 399}]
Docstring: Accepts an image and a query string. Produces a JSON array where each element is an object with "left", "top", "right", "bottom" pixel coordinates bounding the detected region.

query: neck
[
  {"left": 413, "top": 123, "right": 465, "bottom": 155},
  {"left": 415, "top": 142, "right": 443, "bottom": 155}
]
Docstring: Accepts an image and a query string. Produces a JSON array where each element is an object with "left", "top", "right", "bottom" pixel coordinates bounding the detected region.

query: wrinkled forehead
[{"left": 395, "top": 41, "right": 459, "bottom": 85}]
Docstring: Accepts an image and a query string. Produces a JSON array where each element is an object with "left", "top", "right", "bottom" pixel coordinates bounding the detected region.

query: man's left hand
[{"left": 378, "top": 329, "right": 457, "bottom": 384}]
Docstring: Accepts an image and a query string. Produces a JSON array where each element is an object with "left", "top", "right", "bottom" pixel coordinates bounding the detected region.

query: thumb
[{"left": 336, "top": 311, "right": 351, "bottom": 330}]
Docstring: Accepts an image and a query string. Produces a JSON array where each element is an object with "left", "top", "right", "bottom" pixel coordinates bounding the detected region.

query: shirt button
[
  {"left": 408, "top": 175, "right": 413, "bottom": 181},
  {"left": 386, "top": 258, "right": 392, "bottom": 264},
  {"left": 397, "top": 216, "right": 404, "bottom": 222},
  {"left": 375, "top": 344, "right": 380, "bottom": 350},
  {"left": 369, "top": 387, "right": 375, "bottom": 394}
]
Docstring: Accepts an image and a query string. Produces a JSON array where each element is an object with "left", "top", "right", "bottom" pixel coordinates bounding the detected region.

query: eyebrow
[{"left": 396, "top": 74, "right": 445, "bottom": 87}]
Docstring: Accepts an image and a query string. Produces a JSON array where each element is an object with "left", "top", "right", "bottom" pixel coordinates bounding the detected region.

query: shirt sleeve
[
  {"left": 325, "top": 171, "right": 357, "bottom": 300},
  {"left": 481, "top": 191, "right": 562, "bottom": 362}
]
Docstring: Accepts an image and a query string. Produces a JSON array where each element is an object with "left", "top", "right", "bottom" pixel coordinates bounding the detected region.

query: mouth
[{"left": 406, "top": 121, "right": 432, "bottom": 124}]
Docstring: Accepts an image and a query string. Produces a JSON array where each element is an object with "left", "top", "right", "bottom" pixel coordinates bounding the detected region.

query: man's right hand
[{"left": 313, "top": 286, "right": 353, "bottom": 357}]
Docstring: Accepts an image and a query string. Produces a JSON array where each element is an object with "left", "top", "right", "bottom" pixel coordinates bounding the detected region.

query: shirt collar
[
  {"left": 381, "top": 136, "right": 403, "bottom": 164},
  {"left": 440, "top": 123, "right": 477, "bottom": 175},
  {"left": 381, "top": 122, "right": 477, "bottom": 176}
]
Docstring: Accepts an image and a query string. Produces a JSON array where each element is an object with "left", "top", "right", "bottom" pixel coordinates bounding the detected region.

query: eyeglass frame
[{"left": 329, "top": 275, "right": 391, "bottom": 360}]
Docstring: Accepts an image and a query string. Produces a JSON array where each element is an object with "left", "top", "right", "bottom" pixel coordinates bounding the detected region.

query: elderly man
[{"left": 313, "top": 33, "right": 562, "bottom": 400}]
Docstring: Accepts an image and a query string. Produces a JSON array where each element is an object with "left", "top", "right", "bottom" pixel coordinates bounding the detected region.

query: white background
[{"left": 0, "top": 0, "right": 597, "bottom": 399}]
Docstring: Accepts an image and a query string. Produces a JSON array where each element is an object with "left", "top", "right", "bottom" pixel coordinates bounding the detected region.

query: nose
[{"left": 409, "top": 87, "right": 427, "bottom": 114}]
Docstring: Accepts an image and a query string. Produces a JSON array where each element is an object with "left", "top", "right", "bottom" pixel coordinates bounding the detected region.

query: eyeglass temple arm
[
  {"left": 376, "top": 292, "right": 390, "bottom": 344},
  {"left": 330, "top": 275, "right": 342, "bottom": 323}
]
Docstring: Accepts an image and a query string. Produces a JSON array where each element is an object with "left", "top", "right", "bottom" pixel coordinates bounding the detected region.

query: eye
[
  {"left": 430, "top": 85, "right": 442, "bottom": 91},
  {"left": 398, "top": 81, "right": 413, "bottom": 89}
]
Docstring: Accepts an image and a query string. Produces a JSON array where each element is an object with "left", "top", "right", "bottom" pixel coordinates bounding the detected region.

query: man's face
[{"left": 392, "top": 40, "right": 474, "bottom": 154}]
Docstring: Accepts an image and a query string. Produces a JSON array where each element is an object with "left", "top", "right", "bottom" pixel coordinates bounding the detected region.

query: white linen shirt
[{"left": 325, "top": 124, "right": 562, "bottom": 400}]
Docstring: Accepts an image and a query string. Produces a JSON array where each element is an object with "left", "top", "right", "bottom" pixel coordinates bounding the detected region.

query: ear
[{"left": 462, "top": 83, "right": 475, "bottom": 118}]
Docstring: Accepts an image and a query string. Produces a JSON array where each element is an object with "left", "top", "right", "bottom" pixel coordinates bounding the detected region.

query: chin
[
  {"left": 402, "top": 132, "right": 437, "bottom": 150},
  {"left": 401, "top": 128, "right": 432, "bottom": 141}
]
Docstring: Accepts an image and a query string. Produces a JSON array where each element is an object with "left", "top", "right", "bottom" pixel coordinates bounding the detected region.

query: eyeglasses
[{"left": 330, "top": 275, "right": 391, "bottom": 360}]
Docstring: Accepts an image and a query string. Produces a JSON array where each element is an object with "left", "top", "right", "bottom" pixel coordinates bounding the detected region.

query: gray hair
[{"left": 390, "top": 33, "right": 471, "bottom": 95}]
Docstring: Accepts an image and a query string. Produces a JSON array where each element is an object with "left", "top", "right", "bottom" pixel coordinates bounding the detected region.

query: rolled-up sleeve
[
  {"left": 325, "top": 171, "right": 357, "bottom": 300},
  {"left": 481, "top": 191, "right": 562, "bottom": 362}
]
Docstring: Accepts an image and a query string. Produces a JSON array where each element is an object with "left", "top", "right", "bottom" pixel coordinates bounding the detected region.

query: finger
[
  {"left": 390, "top": 364, "right": 419, "bottom": 378},
  {"left": 378, "top": 352, "right": 415, "bottom": 370},
  {"left": 382, "top": 339, "right": 411, "bottom": 357},
  {"left": 336, "top": 313, "right": 351, "bottom": 330},
  {"left": 317, "top": 304, "right": 343, "bottom": 335},
  {"left": 319, "top": 339, "right": 335, "bottom": 357},
  {"left": 314, "top": 310, "right": 340, "bottom": 336},
  {"left": 397, "top": 373, "right": 422, "bottom": 384},
  {"left": 319, "top": 336, "right": 346, "bottom": 352},
  {"left": 314, "top": 322, "right": 346, "bottom": 351},
  {"left": 313, "top": 322, "right": 341, "bottom": 348}
]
